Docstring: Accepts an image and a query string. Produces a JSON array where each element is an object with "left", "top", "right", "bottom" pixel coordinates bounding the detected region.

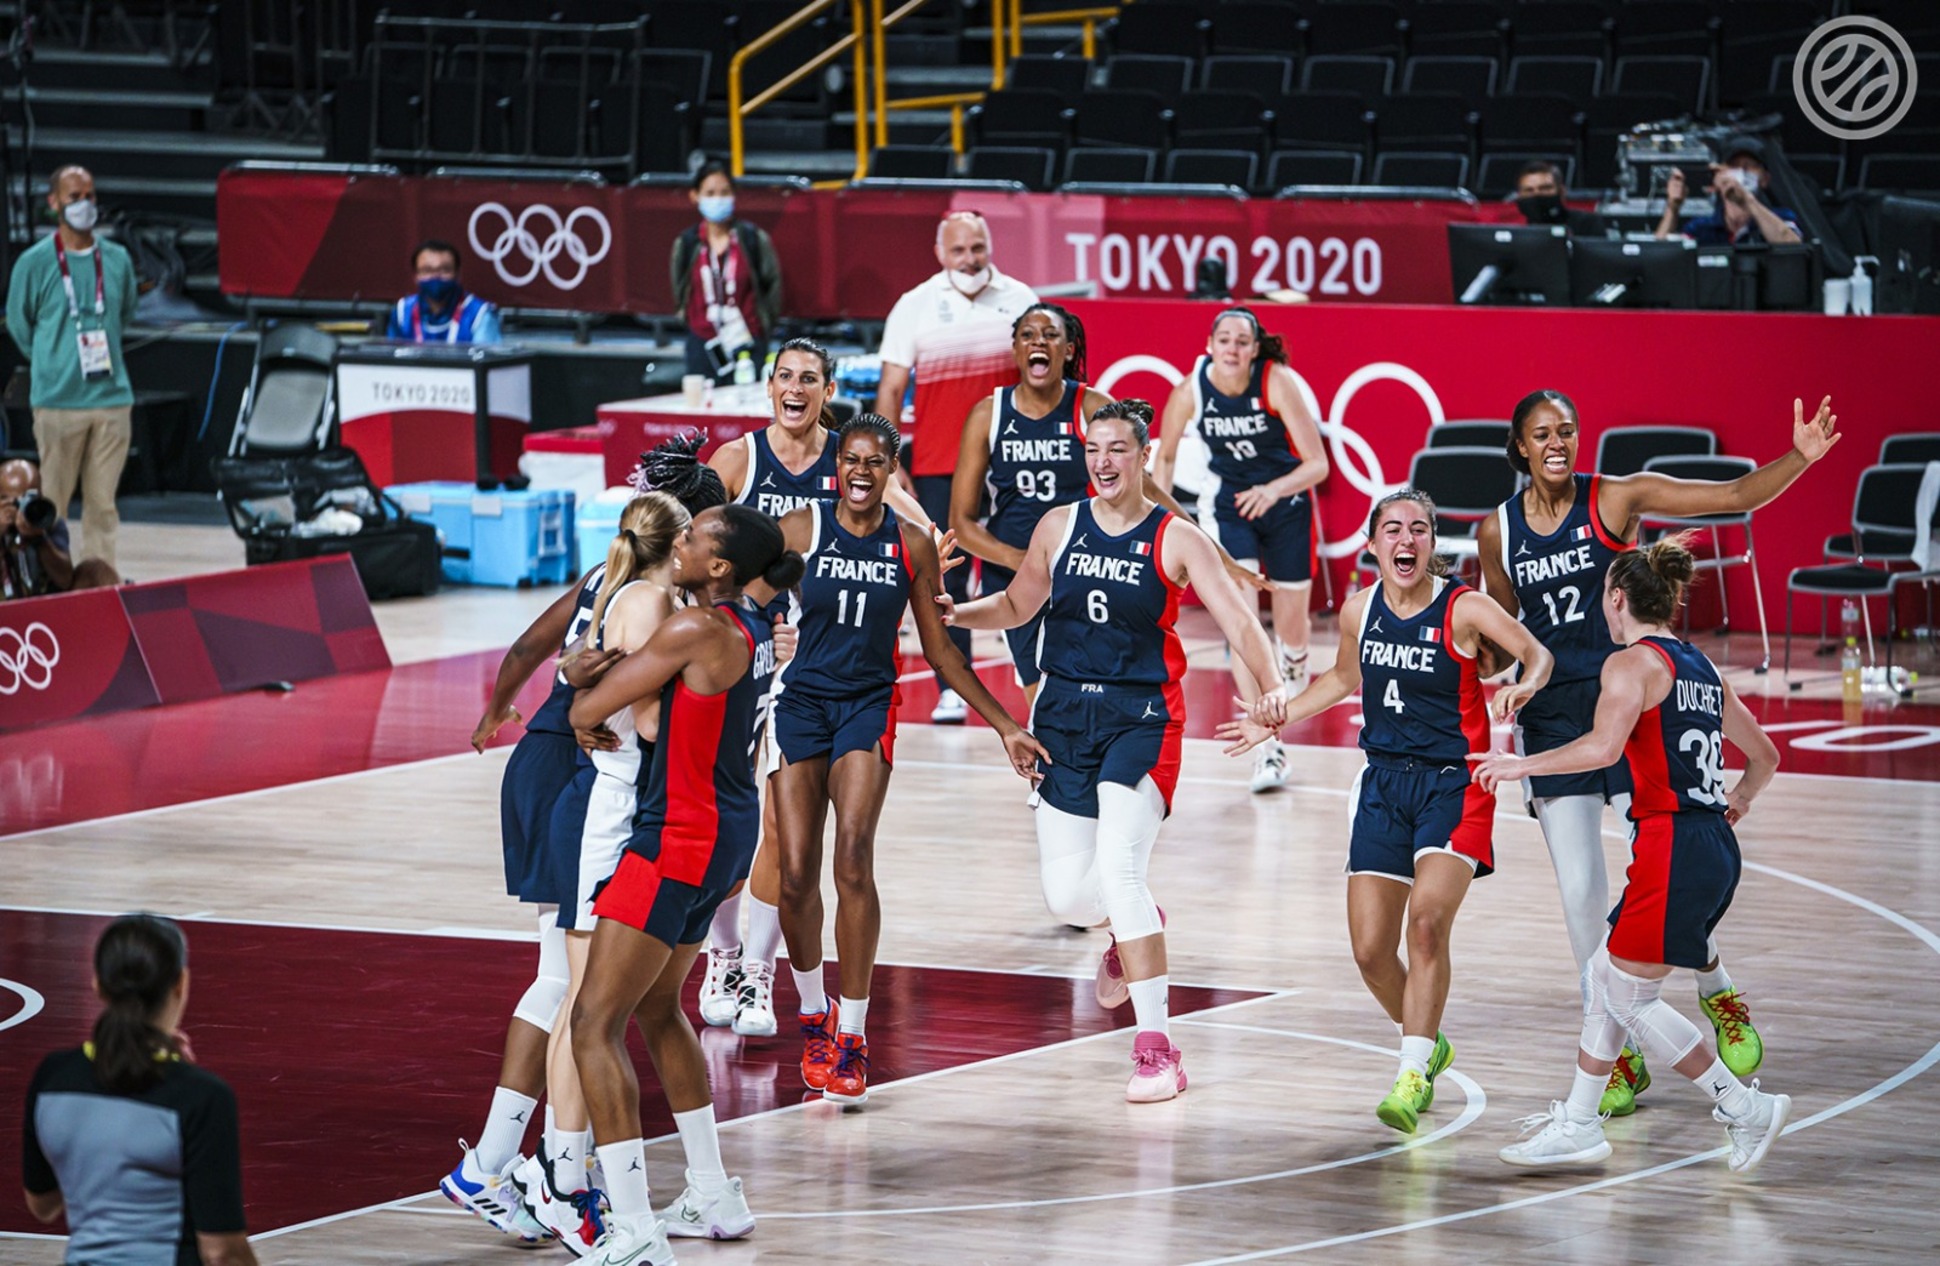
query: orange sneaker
[
  {"left": 823, "top": 1033, "right": 870, "bottom": 1105},
  {"left": 800, "top": 1006, "right": 838, "bottom": 1091}
]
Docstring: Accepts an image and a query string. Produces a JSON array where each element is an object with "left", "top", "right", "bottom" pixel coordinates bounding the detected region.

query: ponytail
[
  {"left": 91, "top": 914, "right": 188, "bottom": 1094},
  {"left": 1211, "top": 306, "right": 1287, "bottom": 366},
  {"left": 591, "top": 491, "right": 688, "bottom": 634},
  {"left": 1607, "top": 531, "right": 1699, "bottom": 624}
]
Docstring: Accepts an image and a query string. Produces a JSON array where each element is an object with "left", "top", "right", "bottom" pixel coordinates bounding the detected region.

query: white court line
[
  {"left": 758, "top": 1026, "right": 1486, "bottom": 1220},
  {"left": 251, "top": 1192, "right": 438, "bottom": 1242},
  {"left": 0, "top": 978, "right": 45, "bottom": 1032},
  {"left": 1175, "top": 855, "right": 1940, "bottom": 1264},
  {"left": 0, "top": 1231, "right": 63, "bottom": 1241}
]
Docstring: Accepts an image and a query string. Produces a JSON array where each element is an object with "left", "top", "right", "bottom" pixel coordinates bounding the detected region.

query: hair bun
[{"left": 763, "top": 548, "right": 806, "bottom": 591}]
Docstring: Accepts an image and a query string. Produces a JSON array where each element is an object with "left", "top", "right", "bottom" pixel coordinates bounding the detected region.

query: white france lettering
[
  {"left": 815, "top": 555, "right": 900, "bottom": 585},
  {"left": 1362, "top": 642, "right": 1439, "bottom": 672},
  {"left": 757, "top": 492, "right": 817, "bottom": 517},
  {"left": 1199, "top": 412, "right": 1269, "bottom": 439},
  {"left": 1064, "top": 553, "right": 1145, "bottom": 583},
  {"left": 1512, "top": 543, "right": 1596, "bottom": 587},
  {"left": 1000, "top": 438, "right": 1071, "bottom": 463}
]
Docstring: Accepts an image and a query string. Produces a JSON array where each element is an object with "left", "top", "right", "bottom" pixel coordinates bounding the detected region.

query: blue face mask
[
  {"left": 698, "top": 195, "right": 735, "bottom": 224},
  {"left": 418, "top": 276, "right": 459, "bottom": 308}
]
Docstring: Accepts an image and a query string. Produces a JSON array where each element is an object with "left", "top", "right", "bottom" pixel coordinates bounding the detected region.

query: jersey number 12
[{"left": 1540, "top": 585, "right": 1585, "bottom": 627}]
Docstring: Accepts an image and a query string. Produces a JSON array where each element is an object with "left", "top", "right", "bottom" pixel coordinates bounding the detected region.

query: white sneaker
[
  {"left": 587, "top": 1211, "right": 676, "bottom": 1266},
  {"left": 930, "top": 687, "right": 967, "bottom": 724},
  {"left": 658, "top": 1171, "right": 756, "bottom": 1240},
  {"left": 698, "top": 947, "right": 743, "bottom": 1028},
  {"left": 732, "top": 961, "right": 779, "bottom": 1037},
  {"left": 521, "top": 1145, "right": 606, "bottom": 1257},
  {"left": 1250, "top": 740, "right": 1289, "bottom": 793},
  {"left": 1498, "top": 1102, "right": 1613, "bottom": 1168},
  {"left": 1125, "top": 1031, "right": 1187, "bottom": 1103},
  {"left": 1716, "top": 1080, "right": 1791, "bottom": 1174},
  {"left": 438, "top": 1141, "right": 548, "bottom": 1244}
]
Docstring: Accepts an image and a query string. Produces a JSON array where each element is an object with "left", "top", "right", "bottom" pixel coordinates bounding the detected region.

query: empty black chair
[
  {"left": 1719, "top": 2, "right": 1823, "bottom": 107},
  {"left": 1273, "top": 91, "right": 1375, "bottom": 154},
  {"left": 1165, "top": 148, "right": 1259, "bottom": 188},
  {"left": 1402, "top": 55, "right": 1499, "bottom": 102},
  {"left": 1062, "top": 146, "right": 1158, "bottom": 185},
  {"left": 1478, "top": 94, "right": 1581, "bottom": 157},
  {"left": 1174, "top": 90, "right": 1271, "bottom": 150},
  {"left": 1211, "top": 1, "right": 1303, "bottom": 57},
  {"left": 1202, "top": 54, "right": 1294, "bottom": 98},
  {"left": 1105, "top": 54, "right": 1195, "bottom": 101},
  {"left": 1882, "top": 433, "right": 1940, "bottom": 465},
  {"left": 1406, "top": 2, "right": 1509, "bottom": 60},
  {"left": 1614, "top": 1, "right": 1719, "bottom": 59},
  {"left": 1860, "top": 155, "right": 1940, "bottom": 200},
  {"left": 870, "top": 145, "right": 954, "bottom": 179},
  {"left": 1075, "top": 88, "right": 1172, "bottom": 149},
  {"left": 1428, "top": 419, "right": 1513, "bottom": 450},
  {"left": 1269, "top": 148, "right": 1365, "bottom": 187},
  {"left": 966, "top": 146, "right": 1056, "bottom": 191},
  {"left": 1509, "top": 1, "right": 1614, "bottom": 61},
  {"left": 1302, "top": 54, "right": 1395, "bottom": 100},
  {"left": 1375, "top": 94, "right": 1474, "bottom": 152},
  {"left": 428, "top": 77, "right": 482, "bottom": 155},
  {"left": 1305, "top": 2, "right": 1403, "bottom": 57},
  {"left": 1612, "top": 55, "right": 1711, "bottom": 113},
  {"left": 1005, "top": 54, "right": 1092, "bottom": 104},
  {"left": 1506, "top": 55, "right": 1603, "bottom": 100},
  {"left": 1788, "top": 152, "right": 1845, "bottom": 199},
  {"left": 1111, "top": 2, "right": 1210, "bottom": 57},
  {"left": 970, "top": 88, "right": 1072, "bottom": 150},
  {"left": 531, "top": 81, "right": 585, "bottom": 159},
  {"left": 1372, "top": 151, "right": 1470, "bottom": 187},
  {"left": 1476, "top": 151, "right": 1575, "bottom": 197},
  {"left": 638, "top": 50, "right": 710, "bottom": 114},
  {"left": 1407, "top": 447, "right": 1521, "bottom": 564},
  {"left": 1593, "top": 424, "right": 1715, "bottom": 478}
]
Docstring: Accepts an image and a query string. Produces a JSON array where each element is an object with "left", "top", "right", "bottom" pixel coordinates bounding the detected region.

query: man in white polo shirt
[{"left": 874, "top": 210, "right": 1037, "bottom": 722}]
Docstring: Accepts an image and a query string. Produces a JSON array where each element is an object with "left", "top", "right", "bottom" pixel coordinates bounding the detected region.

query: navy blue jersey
[
  {"left": 733, "top": 426, "right": 840, "bottom": 520},
  {"left": 1498, "top": 473, "right": 1630, "bottom": 685},
  {"left": 1190, "top": 355, "right": 1301, "bottom": 489},
  {"left": 628, "top": 603, "right": 776, "bottom": 874},
  {"left": 782, "top": 502, "right": 910, "bottom": 698},
  {"left": 985, "top": 382, "right": 1089, "bottom": 549},
  {"left": 1040, "top": 500, "right": 1186, "bottom": 688},
  {"left": 1625, "top": 636, "right": 1730, "bottom": 817},
  {"left": 1356, "top": 578, "right": 1488, "bottom": 765},
  {"left": 524, "top": 565, "right": 605, "bottom": 736}
]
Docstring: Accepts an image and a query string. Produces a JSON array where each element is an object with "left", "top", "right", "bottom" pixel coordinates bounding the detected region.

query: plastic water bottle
[
  {"left": 733, "top": 349, "right": 756, "bottom": 388},
  {"left": 1851, "top": 256, "right": 1876, "bottom": 316},
  {"left": 1840, "top": 600, "right": 1863, "bottom": 703}
]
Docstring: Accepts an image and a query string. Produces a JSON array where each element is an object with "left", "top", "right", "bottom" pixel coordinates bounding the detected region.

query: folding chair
[
  {"left": 229, "top": 323, "right": 340, "bottom": 458},
  {"left": 1640, "top": 454, "right": 1772, "bottom": 672}
]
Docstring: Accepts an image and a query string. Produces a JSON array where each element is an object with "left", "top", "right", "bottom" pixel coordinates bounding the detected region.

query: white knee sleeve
[
  {"left": 514, "top": 910, "right": 571, "bottom": 1032},
  {"left": 1035, "top": 801, "right": 1107, "bottom": 928},
  {"left": 1576, "top": 948, "right": 1627, "bottom": 1063},
  {"left": 1533, "top": 794, "right": 1613, "bottom": 973},
  {"left": 1094, "top": 779, "right": 1165, "bottom": 942},
  {"left": 1600, "top": 957, "right": 1704, "bottom": 1065}
]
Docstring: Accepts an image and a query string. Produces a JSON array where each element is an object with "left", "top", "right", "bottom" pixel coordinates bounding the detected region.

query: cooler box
[
  {"left": 575, "top": 487, "right": 636, "bottom": 573},
  {"left": 388, "top": 481, "right": 575, "bottom": 587},
  {"left": 521, "top": 425, "right": 608, "bottom": 504}
]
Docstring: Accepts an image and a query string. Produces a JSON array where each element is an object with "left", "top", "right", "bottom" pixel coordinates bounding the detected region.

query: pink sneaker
[
  {"left": 1126, "top": 1031, "right": 1187, "bottom": 1103},
  {"left": 1093, "top": 906, "right": 1165, "bottom": 1010}
]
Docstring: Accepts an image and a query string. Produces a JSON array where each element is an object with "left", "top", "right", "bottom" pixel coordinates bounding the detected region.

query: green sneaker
[
  {"left": 1421, "top": 1032, "right": 1454, "bottom": 1109},
  {"left": 1700, "top": 987, "right": 1764, "bottom": 1077},
  {"left": 1376, "top": 1069, "right": 1434, "bottom": 1134},
  {"left": 1599, "top": 1047, "right": 1651, "bottom": 1117}
]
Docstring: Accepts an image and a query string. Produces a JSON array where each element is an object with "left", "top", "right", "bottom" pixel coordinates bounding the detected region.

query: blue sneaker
[{"left": 438, "top": 1140, "right": 548, "bottom": 1245}]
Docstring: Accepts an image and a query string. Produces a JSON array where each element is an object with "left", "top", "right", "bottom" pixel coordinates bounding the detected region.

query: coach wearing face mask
[
  {"left": 1655, "top": 136, "right": 1802, "bottom": 246},
  {"left": 5, "top": 165, "right": 139, "bottom": 575},
  {"left": 670, "top": 162, "right": 782, "bottom": 384},
  {"left": 1514, "top": 161, "right": 1609, "bottom": 237},
  {"left": 386, "top": 239, "right": 501, "bottom": 344}
]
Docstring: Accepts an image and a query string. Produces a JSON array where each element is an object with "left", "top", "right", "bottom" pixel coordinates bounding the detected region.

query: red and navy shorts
[
  {"left": 1608, "top": 811, "right": 1741, "bottom": 968},
  {"left": 592, "top": 850, "right": 736, "bottom": 949},
  {"left": 774, "top": 684, "right": 899, "bottom": 767},
  {"left": 1347, "top": 757, "right": 1496, "bottom": 881},
  {"left": 1031, "top": 678, "right": 1184, "bottom": 818}
]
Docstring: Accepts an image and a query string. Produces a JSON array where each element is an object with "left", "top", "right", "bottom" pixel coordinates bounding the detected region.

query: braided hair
[
  {"left": 1012, "top": 302, "right": 1089, "bottom": 384},
  {"left": 629, "top": 431, "right": 728, "bottom": 514}
]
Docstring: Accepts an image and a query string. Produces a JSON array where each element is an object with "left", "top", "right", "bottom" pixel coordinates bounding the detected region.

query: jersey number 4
[
  {"left": 1383, "top": 679, "right": 1404, "bottom": 714},
  {"left": 1540, "top": 585, "right": 1586, "bottom": 627},
  {"left": 1679, "top": 728, "right": 1728, "bottom": 806}
]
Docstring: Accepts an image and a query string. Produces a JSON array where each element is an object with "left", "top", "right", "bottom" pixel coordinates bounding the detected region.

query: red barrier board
[
  {"left": 0, "top": 588, "right": 160, "bottom": 730},
  {"left": 217, "top": 169, "right": 1492, "bottom": 317},
  {"left": 1067, "top": 298, "right": 1930, "bottom": 633}
]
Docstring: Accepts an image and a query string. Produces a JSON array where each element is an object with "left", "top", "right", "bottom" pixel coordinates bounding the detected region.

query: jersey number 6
[{"left": 1087, "top": 589, "right": 1110, "bottom": 624}]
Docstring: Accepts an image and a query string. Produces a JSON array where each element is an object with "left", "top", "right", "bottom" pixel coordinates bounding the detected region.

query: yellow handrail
[
  {"left": 868, "top": 0, "right": 1010, "bottom": 160},
  {"left": 729, "top": 0, "right": 865, "bottom": 177},
  {"left": 1010, "top": 2, "right": 1120, "bottom": 64}
]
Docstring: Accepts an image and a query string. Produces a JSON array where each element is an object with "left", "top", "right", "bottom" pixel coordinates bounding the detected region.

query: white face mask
[
  {"left": 948, "top": 265, "right": 992, "bottom": 297},
  {"left": 1732, "top": 168, "right": 1760, "bottom": 196},
  {"left": 61, "top": 198, "right": 98, "bottom": 233}
]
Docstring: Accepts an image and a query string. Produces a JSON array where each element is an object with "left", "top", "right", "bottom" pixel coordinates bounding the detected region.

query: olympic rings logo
[
  {"left": 467, "top": 202, "right": 613, "bottom": 290},
  {"left": 1095, "top": 355, "right": 1446, "bottom": 557},
  {"left": 0, "top": 621, "right": 59, "bottom": 694}
]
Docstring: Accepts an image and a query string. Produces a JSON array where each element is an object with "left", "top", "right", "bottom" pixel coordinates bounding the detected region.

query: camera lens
[{"left": 19, "top": 492, "right": 55, "bottom": 530}]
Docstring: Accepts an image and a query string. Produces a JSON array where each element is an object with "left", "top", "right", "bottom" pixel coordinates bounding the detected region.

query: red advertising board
[{"left": 0, "top": 588, "right": 160, "bottom": 730}]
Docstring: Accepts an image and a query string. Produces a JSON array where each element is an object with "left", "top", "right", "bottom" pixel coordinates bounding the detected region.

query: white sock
[
  {"left": 596, "top": 1139, "right": 650, "bottom": 1216},
  {"left": 672, "top": 1106, "right": 729, "bottom": 1194},
  {"left": 708, "top": 894, "right": 743, "bottom": 957},
  {"left": 1567, "top": 1066, "right": 1606, "bottom": 1121},
  {"left": 1398, "top": 1034, "right": 1435, "bottom": 1079},
  {"left": 837, "top": 996, "right": 869, "bottom": 1037},
  {"left": 1696, "top": 1057, "right": 1753, "bottom": 1117},
  {"left": 476, "top": 1087, "right": 538, "bottom": 1172},
  {"left": 1128, "top": 976, "right": 1170, "bottom": 1037},
  {"left": 556, "top": 1127, "right": 593, "bottom": 1194},
  {"left": 744, "top": 896, "right": 784, "bottom": 969},
  {"left": 1695, "top": 962, "right": 1733, "bottom": 999},
  {"left": 793, "top": 963, "right": 828, "bottom": 1016}
]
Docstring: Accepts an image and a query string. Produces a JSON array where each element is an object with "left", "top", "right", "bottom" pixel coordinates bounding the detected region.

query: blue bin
[
  {"left": 387, "top": 482, "right": 575, "bottom": 588},
  {"left": 575, "top": 490, "right": 634, "bottom": 575}
]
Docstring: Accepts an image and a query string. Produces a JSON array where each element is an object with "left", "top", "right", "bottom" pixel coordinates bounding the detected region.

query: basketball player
[
  {"left": 1221, "top": 490, "right": 1553, "bottom": 1134},
  {"left": 944, "top": 400, "right": 1290, "bottom": 1102},
  {"left": 1477, "top": 390, "right": 1838, "bottom": 1113},
  {"left": 566, "top": 504, "right": 799, "bottom": 1266},
  {"left": 1154, "top": 307, "right": 1330, "bottom": 794},
  {"left": 1475, "top": 538, "right": 1790, "bottom": 1174},
  {"left": 773, "top": 412, "right": 1044, "bottom": 1104}
]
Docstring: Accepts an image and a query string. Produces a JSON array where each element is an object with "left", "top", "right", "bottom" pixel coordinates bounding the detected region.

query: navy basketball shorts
[
  {"left": 1204, "top": 487, "right": 1312, "bottom": 584},
  {"left": 982, "top": 559, "right": 1046, "bottom": 687},
  {"left": 774, "top": 683, "right": 900, "bottom": 766},
  {"left": 1608, "top": 811, "right": 1742, "bottom": 968},
  {"left": 500, "top": 730, "right": 582, "bottom": 904},
  {"left": 545, "top": 762, "right": 639, "bottom": 932},
  {"left": 1347, "top": 756, "right": 1496, "bottom": 882},
  {"left": 592, "top": 850, "right": 739, "bottom": 949},
  {"left": 1032, "top": 678, "right": 1183, "bottom": 819},
  {"left": 1516, "top": 677, "right": 1635, "bottom": 802}
]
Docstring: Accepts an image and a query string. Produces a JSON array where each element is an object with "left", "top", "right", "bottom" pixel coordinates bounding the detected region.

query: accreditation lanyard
[
  {"left": 53, "top": 235, "right": 106, "bottom": 327},
  {"left": 412, "top": 294, "right": 465, "bottom": 344},
  {"left": 55, "top": 236, "right": 113, "bottom": 379}
]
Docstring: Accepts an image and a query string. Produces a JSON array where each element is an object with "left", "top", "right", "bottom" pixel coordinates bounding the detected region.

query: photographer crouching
[{"left": 1, "top": 458, "right": 117, "bottom": 599}]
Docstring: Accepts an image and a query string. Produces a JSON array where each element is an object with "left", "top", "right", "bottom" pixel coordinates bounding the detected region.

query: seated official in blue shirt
[
  {"left": 1655, "top": 136, "right": 1803, "bottom": 247},
  {"left": 386, "top": 238, "right": 502, "bottom": 344}
]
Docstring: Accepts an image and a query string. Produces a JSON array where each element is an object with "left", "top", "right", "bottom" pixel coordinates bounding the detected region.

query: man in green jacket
[{"left": 6, "top": 166, "right": 139, "bottom": 572}]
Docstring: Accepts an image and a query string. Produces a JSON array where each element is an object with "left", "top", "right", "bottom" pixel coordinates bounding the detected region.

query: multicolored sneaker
[
  {"left": 698, "top": 947, "right": 743, "bottom": 1028},
  {"left": 824, "top": 1033, "right": 870, "bottom": 1105},
  {"left": 1249, "top": 741, "right": 1289, "bottom": 793},
  {"left": 1599, "top": 1047, "right": 1651, "bottom": 1117},
  {"left": 800, "top": 1006, "right": 838, "bottom": 1091},
  {"left": 1125, "top": 1031, "right": 1187, "bottom": 1103},
  {"left": 658, "top": 1170, "right": 755, "bottom": 1240},
  {"left": 1716, "top": 1079, "right": 1791, "bottom": 1174},
  {"left": 439, "top": 1141, "right": 548, "bottom": 1245},
  {"left": 586, "top": 1211, "right": 675, "bottom": 1266},
  {"left": 520, "top": 1142, "right": 604, "bottom": 1257},
  {"left": 1701, "top": 987, "right": 1764, "bottom": 1077},
  {"left": 732, "top": 960, "right": 779, "bottom": 1037},
  {"left": 1376, "top": 1069, "right": 1434, "bottom": 1134},
  {"left": 1499, "top": 1101, "right": 1613, "bottom": 1168},
  {"left": 1420, "top": 1032, "right": 1454, "bottom": 1109}
]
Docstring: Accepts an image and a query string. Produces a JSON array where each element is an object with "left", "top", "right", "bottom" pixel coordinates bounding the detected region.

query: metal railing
[
  {"left": 1008, "top": 1, "right": 1120, "bottom": 64},
  {"left": 729, "top": 0, "right": 867, "bottom": 180}
]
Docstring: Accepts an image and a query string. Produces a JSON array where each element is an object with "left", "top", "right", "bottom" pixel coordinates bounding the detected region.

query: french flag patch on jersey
[
  {"left": 1571, "top": 524, "right": 1594, "bottom": 541},
  {"left": 879, "top": 541, "right": 901, "bottom": 559},
  {"left": 1057, "top": 421, "right": 1077, "bottom": 435},
  {"left": 820, "top": 476, "right": 841, "bottom": 491},
  {"left": 1419, "top": 626, "right": 1443, "bottom": 644},
  {"left": 1250, "top": 397, "right": 1263, "bottom": 409},
  {"left": 1130, "top": 540, "right": 1153, "bottom": 556}
]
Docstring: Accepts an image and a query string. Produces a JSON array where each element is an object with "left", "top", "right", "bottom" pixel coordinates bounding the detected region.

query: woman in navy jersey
[
  {"left": 1154, "top": 307, "right": 1329, "bottom": 795},
  {"left": 1223, "top": 489, "right": 1552, "bottom": 1135},
  {"left": 772, "top": 412, "right": 1045, "bottom": 1106},
  {"left": 566, "top": 504, "right": 799, "bottom": 1265},
  {"left": 947, "top": 400, "right": 1290, "bottom": 1103},
  {"left": 1476, "top": 389, "right": 1838, "bottom": 1114},
  {"left": 1474, "top": 538, "right": 1790, "bottom": 1175}
]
